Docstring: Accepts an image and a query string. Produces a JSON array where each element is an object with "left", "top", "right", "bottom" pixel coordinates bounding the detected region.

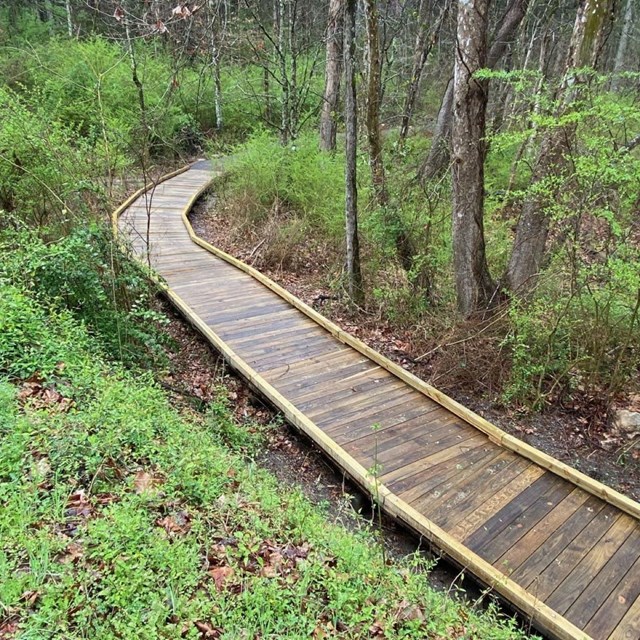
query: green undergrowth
[{"left": 0, "top": 279, "right": 533, "bottom": 639}]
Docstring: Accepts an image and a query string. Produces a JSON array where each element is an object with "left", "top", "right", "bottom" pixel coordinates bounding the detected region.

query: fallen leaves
[
  {"left": 208, "top": 566, "right": 234, "bottom": 591},
  {"left": 18, "top": 373, "right": 72, "bottom": 412},
  {"left": 66, "top": 490, "right": 92, "bottom": 519},
  {"left": 156, "top": 510, "right": 191, "bottom": 536},
  {"left": 57, "top": 542, "right": 84, "bottom": 565},
  {"left": 193, "top": 620, "right": 222, "bottom": 638},
  {"left": 133, "top": 470, "right": 156, "bottom": 495}
]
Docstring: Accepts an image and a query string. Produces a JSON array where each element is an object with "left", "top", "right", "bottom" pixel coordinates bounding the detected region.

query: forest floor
[{"left": 189, "top": 194, "right": 640, "bottom": 503}]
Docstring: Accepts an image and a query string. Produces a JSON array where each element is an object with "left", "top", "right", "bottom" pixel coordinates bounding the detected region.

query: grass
[{"left": 0, "top": 278, "right": 534, "bottom": 639}]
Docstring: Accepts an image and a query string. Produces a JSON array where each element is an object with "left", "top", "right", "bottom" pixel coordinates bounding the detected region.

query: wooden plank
[
  {"left": 448, "top": 464, "right": 546, "bottom": 542},
  {"left": 285, "top": 364, "right": 387, "bottom": 403},
  {"left": 413, "top": 448, "right": 508, "bottom": 513},
  {"left": 585, "top": 554, "right": 640, "bottom": 639},
  {"left": 346, "top": 409, "right": 457, "bottom": 463},
  {"left": 400, "top": 442, "right": 497, "bottom": 504},
  {"left": 217, "top": 313, "right": 311, "bottom": 341},
  {"left": 200, "top": 298, "right": 294, "bottom": 324},
  {"left": 530, "top": 511, "right": 631, "bottom": 602},
  {"left": 610, "top": 595, "right": 640, "bottom": 639},
  {"left": 294, "top": 374, "right": 406, "bottom": 415},
  {"left": 551, "top": 521, "right": 640, "bottom": 619},
  {"left": 229, "top": 320, "right": 324, "bottom": 349},
  {"left": 464, "top": 474, "right": 569, "bottom": 550},
  {"left": 322, "top": 395, "right": 430, "bottom": 440},
  {"left": 472, "top": 480, "right": 576, "bottom": 564},
  {"left": 435, "top": 454, "right": 527, "bottom": 531},
  {"left": 374, "top": 418, "right": 483, "bottom": 479},
  {"left": 206, "top": 307, "right": 302, "bottom": 332},
  {"left": 383, "top": 432, "right": 490, "bottom": 495},
  {"left": 333, "top": 404, "right": 459, "bottom": 446},
  {"left": 263, "top": 349, "right": 372, "bottom": 383},
  {"left": 510, "top": 497, "right": 610, "bottom": 586},
  {"left": 495, "top": 488, "right": 591, "bottom": 576},
  {"left": 307, "top": 383, "right": 415, "bottom": 424},
  {"left": 249, "top": 338, "right": 349, "bottom": 371},
  {"left": 234, "top": 329, "right": 332, "bottom": 361}
]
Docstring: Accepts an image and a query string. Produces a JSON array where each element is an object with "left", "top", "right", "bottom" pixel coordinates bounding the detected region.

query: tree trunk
[
  {"left": 65, "top": 0, "right": 74, "bottom": 37},
  {"left": 505, "top": 0, "right": 615, "bottom": 294},
  {"left": 319, "top": 0, "right": 344, "bottom": 152},
  {"left": 276, "top": 0, "right": 290, "bottom": 145},
  {"left": 612, "top": 0, "right": 633, "bottom": 91},
  {"left": 344, "top": 0, "right": 364, "bottom": 305},
  {"left": 421, "top": 0, "right": 530, "bottom": 182},
  {"left": 208, "top": 0, "right": 224, "bottom": 131},
  {"left": 451, "top": 0, "right": 495, "bottom": 317},
  {"left": 398, "top": 0, "right": 449, "bottom": 146},
  {"left": 364, "top": 0, "right": 418, "bottom": 273},
  {"left": 363, "top": 0, "right": 387, "bottom": 206}
]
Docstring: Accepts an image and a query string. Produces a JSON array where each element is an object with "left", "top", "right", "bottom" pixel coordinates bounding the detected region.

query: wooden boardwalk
[{"left": 116, "top": 161, "right": 640, "bottom": 640}]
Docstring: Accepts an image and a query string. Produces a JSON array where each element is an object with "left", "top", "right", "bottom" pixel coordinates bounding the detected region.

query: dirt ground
[{"left": 188, "top": 193, "right": 640, "bottom": 503}]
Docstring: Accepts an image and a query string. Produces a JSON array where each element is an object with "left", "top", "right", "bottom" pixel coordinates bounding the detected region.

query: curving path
[{"left": 116, "top": 161, "right": 640, "bottom": 640}]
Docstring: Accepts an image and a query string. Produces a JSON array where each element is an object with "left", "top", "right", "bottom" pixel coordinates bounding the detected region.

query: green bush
[
  {"left": 0, "top": 226, "right": 170, "bottom": 369},
  {"left": 225, "top": 130, "right": 345, "bottom": 236},
  {"left": 0, "top": 86, "right": 104, "bottom": 230}
]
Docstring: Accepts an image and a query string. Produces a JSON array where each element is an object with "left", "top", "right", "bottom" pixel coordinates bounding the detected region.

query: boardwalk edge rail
[{"left": 113, "top": 160, "right": 640, "bottom": 640}]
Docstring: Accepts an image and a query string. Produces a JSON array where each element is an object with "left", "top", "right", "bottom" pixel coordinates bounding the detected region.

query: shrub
[{"left": 0, "top": 227, "right": 170, "bottom": 369}]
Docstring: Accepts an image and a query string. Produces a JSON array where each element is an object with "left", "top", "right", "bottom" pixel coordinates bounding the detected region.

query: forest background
[{"left": 0, "top": 0, "right": 639, "bottom": 472}]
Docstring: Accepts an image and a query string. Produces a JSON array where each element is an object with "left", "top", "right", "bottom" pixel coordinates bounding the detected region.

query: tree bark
[
  {"left": 363, "top": 0, "right": 387, "bottom": 206},
  {"left": 208, "top": 0, "right": 224, "bottom": 130},
  {"left": 505, "top": 0, "right": 615, "bottom": 294},
  {"left": 65, "top": 0, "right": 74, "bottom": 37},
  {"left": 612, "top": 0, "right": 633, "bottom": 90},
  {"left": 398, "top": 0, "right": 449, "bottom": 146},
  {"left": 344, "top": 0, "right": 364, "bottom": 304},
  {"left": 319, "top": 0, "right": 344, "bottom": 152},
  {"left": 421, "top": 0, "right": 530, "bottom": 182},
  {"left": 451, "top": 0, "right": 495, "bottom": 317}
]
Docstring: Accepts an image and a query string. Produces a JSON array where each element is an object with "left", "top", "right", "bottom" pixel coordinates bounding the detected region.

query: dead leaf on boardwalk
[
  {"left": 208, "top": 566, "right": 234, "bottom": 591},
  {"left": 133, "top": 471, "right": 155, "bottom": 494}
]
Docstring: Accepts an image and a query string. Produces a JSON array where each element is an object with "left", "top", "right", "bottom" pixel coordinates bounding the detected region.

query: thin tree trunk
[
  {"left": 612, "top": 0, "right": 633, "bottom": 91},
  {"left": 44, "top": 0, "right": 55, "bottom": 35},
  {"left": 276, "top": 0, "right": 290, "bottom": 145},
  {"left": 344, "top": 0, "right": 364, "bottom": 305},
  {"left": 398, "top": 0, "right": 449, "bottom": 146},
  {"left": 364, "top": 0, "right": 417, "bottom": 273},
  {"left": 319, "top": 0, "right": 344, "bottom": 152},
  {"left": 263, "top": 66, "right": 272, "bottom": 125},
  {"left": 288, "top": 0, "right": 298, "bottom": 138},
  {"left": 208, "top": 0, "right": 224, "bottom": 130},
  {"left": 65, "top": 0, "right": 74, "bottom": 37},
  {"left": 451, "top": 0, "right": 495, "bottom": 317},
  {"left": 363, "top": 0, "right": 387, "bottom": 206},
  {"left": 505, "top": 0, "right": 615, "bottom": 294},
  {"left": 421, "top": 0, "right": 530, "bottom": 182}
]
